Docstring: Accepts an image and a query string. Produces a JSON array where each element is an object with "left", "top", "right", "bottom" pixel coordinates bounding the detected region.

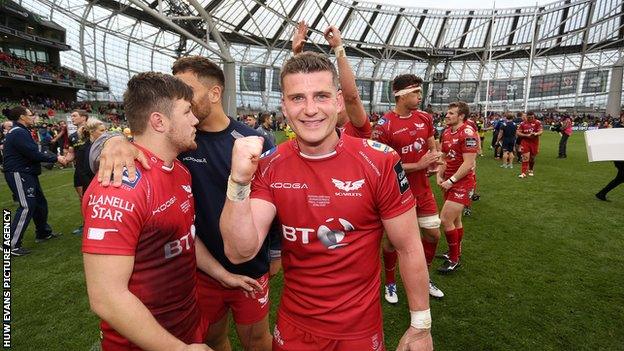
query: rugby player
[
  {"left": 436, "top": 101, "right": 478, "bottom": 273},
  {"left": 372, "top": 74, "right": 444, "bottom": 301},
  {"left": 220, "top": 52, "right": 433, "bottom": 351},
  {"left": 516, "top": 111, "right": 543, "bottom": 178},
  {"left": 497, "top": 113, "right": 517, "bottom": 168},
  {"left": 82, "top": 72, "right": 210, "bottom": 351}
]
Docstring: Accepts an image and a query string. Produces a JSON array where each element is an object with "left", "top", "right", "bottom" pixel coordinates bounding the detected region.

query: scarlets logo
[{"left": 332, "top": 179, "right": 364, "bottom": 192}]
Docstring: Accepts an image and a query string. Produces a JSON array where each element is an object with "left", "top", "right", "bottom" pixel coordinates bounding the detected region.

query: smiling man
[{"left": 220, "top": 52, "right": 433, "bottom": 351}]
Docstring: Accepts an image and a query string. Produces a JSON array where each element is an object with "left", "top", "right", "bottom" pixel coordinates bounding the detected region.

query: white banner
[{"left": 584, "top": 129, "right": 624, "bottom": 162}]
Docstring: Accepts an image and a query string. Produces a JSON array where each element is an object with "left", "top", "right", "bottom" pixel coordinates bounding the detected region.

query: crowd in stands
[{"left": 0, "top": 50, "right": 102, "bottom": 86}]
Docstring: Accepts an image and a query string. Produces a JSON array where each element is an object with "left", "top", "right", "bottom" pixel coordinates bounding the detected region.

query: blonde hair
[{"left": 80, "top": 117, "right": 106, "bottom": 139}]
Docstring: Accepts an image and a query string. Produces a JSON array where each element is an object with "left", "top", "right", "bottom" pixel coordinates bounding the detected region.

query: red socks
[
  {"left": 521, "top": 161, "right": 529, "bottom": 174},
  {"left": 383, "top": 249, "right": 398, "bottom": 285},
  {"left": 445, "top": 229, "right": 460, "bottom": 263},
  {"left": 421, "top": 239, "right": 438, "bottom": 267},
  {"left": 456, "top": 227, "right": 464, "bottom": 257}
]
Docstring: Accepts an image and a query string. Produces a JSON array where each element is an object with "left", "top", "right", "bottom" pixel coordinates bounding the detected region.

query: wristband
[
  {"left": 449, "top": 176, "right": 457, "bottom": 184},
  {"left": 334, "top": 45, "right": 346, "bottom": 58},
  {"left": 226, "top": 175, "right": 251, "bottom": 202},
  {"left": 410, "top": 309, "right": 432, "bottom": 329}
]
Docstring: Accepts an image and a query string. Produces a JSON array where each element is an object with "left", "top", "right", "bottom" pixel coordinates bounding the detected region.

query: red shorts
[
  {"left": 519, "top": 140, "right": 539, "bottom": 155},
  {"left": 444, "top": 183, "right": 474, "bottom": 207},
  {"left": 196, "top": 272, "right": 270, "bottom": 325},
  {"left": 101, "top": 314, "right": 208, "bottom": 350},
  {"left": 415, "top": 191, "right": 438, "bottom": 217},
  {"left": 272, "top": 314, "right": 385, "bottom": 351}
]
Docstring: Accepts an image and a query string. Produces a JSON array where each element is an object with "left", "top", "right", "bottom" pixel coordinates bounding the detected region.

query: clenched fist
[{"left": 231, "top": 136, "right": 264, "bottom": 185}]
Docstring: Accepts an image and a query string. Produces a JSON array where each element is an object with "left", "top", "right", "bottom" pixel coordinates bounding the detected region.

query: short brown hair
[
  {"left": 448, "top": 101, "right": 470, "bottom": 119},
  {"left": 72, "top": 109, "right": 89, "bottom": 120},
  {"left": 172, "top": 56, "right": 225, "bottom": 87},
  {"left": 527, "top": 111, "right": 536, "bottom": 118},
  {"left": 123, "top": 72, "right": 193, "bottom": 136},
  {"left": 281, "top": 52, "right": 338, "bottom": 89}
]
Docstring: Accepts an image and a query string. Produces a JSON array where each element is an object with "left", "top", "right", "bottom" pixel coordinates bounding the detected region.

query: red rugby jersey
[
  {"left": 372, "top": 110, "right": 435, "bottom": 196},
  {"left": 82, "top": 144, "right": 201, "bottom": 348},
  {"left": 518, "top": 119, "right": 543, "bottom": 145},
  {"left": 440, "top": 124, "right": 478, "bottom": 186},
  {"left": 342, "top": 120, "right": 372, "bottom": 139},
  {"left": 251, "top": 133, "right": 415, "bottom": 339}
]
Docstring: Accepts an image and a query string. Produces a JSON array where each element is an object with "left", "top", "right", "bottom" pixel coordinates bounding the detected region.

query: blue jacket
[{"left": 2, "top": 122, "right": 58, "bottom": 175}]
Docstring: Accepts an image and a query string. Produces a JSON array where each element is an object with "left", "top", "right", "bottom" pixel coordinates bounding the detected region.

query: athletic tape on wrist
[
  {"left": 449, "top": 176, "right": 457, "bottom": 183},
  {"left": 227, "top": 175, "right": 251, "bottom": 202},
  {"left": 334, "top": 45, "right": 346, "bottom": 58},
  {"left": 410, "top": 309, "right": 432, "bottom": 329}
]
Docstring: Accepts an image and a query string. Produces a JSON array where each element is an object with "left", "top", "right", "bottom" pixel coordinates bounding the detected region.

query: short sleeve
[
  {"left": 461, "top": 129, "right": 479, "bottom": 154},
  {"left": 376, "top": 153, "right": 416, "bottom": 220},
  {"left": 372, "top": 119, "right": 390, "bottom": 144},
  {"left": 82, "top": 176, "right": 148, "bottom": 256},
  {"left": 250, "top": 158, "right": 275, "bottom": 205},
  {"left": 343, "top": 120, "right": 372, "bottom": 139}
]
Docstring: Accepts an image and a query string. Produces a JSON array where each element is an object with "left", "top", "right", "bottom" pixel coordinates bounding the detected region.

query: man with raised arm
[{"left": 220, "top": 52, "right": 433, "bottom": 351}]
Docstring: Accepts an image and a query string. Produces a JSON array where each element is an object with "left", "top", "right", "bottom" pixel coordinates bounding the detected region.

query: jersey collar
[
  {"left": 292, "top": 129, "right": 344, "bottom": 161},
  {"left": 133, "top": 143, "right": 175, "bottom": 173}
]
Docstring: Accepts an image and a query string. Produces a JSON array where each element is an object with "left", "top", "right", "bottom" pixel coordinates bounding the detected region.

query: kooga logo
[{"left": 270, "top": 182, "right": 308, "bottom": 189}]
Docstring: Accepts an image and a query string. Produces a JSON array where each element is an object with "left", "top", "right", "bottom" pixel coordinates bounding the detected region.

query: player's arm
[
  {"left": 324, "top": 26, "right": 368, "bottom": 128},
  {"left": 436, "top": 155, "right": 447, "bottom": 187},
  {"left": 402, "top": 151, "right": 440, "bottom": 174},
  {"left": 220, "top": 137, "right": 277, "bottom": 264},
  {"left": 14, "top": 129, "right": 71, "bottom": 166},
  {"left": 84, "top": 254, "right": 209, "bottom": 351},
  {"left": 292, "top": 21, "right": 307, "bottom": 55},
  {"left": 534, "top": 123, "right": 544, "bottom": 136},
  {"left": 516, "top": 127, "right": 530, "bottom": 138},
  {"left": 384, "top": 209, "right": 433, "bottom": 350},
  {"left": 440, "top": 152, "right": 477, "bottom": 190},
  {"left": 195, "top": 239, "right": 262, "bottom": 293}
]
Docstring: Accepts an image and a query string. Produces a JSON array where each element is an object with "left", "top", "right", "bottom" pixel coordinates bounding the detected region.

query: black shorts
[
  {"left": 73, "top": 169, "right": 94, "bottom": 188},
  {"left": 502, "top": 140, "right": 516, "bottom": 152}
]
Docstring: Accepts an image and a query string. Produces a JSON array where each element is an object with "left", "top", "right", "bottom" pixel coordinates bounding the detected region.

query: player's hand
[
  {"left": 417, "top": 151, "right": 439, "bottom": 170},
  {"left": 426, "top": 166, "right": 438, "bottom": 177},
  {"left": 323, "top": 26, "right": 343, "bottom": 48},
  {"left": 396, "top": 327, "right": 433, "bottom": 351},
  {"left": 64, "top": 148, "right": 75, "bottom": 163},
  {"left": 440, "top": 179, "right": 453, "bottom": 190},
  {"left": 57, "top": 155, "right": 68, "bottom": 166},
  {"left": 179, "top": 344, "right": 213, "bottom": 351},
  {"left": 218, "top": 272, "right": 262, "bottom": 293},
  {"left": 231, "top": 136, "right": 263, "bottom": 185},
  {"left": 292, "top": 21, "right": 307, "bottom": 54},
  {"left": 98, "top": 136, "right": 150, "bottom": 187}
]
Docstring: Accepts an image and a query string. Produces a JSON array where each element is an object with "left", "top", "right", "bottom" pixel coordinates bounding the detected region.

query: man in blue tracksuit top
[
  {"left": 90, "top": 57, "right": 280, "bottom": 351},
  {"left": 2, "top": 106, "right": 72, "bottom": 256}
]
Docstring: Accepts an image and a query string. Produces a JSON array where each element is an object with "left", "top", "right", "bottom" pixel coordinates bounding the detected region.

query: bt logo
[{"left": 282, "top": 218, "right": 354, "bottom": 249}]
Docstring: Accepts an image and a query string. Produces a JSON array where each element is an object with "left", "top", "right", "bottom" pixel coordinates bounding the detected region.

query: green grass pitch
[{"left": 1, "top": 131, "right": 623, "bottom": 350}]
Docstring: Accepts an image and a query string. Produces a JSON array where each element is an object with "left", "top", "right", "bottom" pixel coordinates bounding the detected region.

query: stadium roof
[
  {"left": 83, "top": 0, "right": 623, "bottom": 61},
  {"left": 16, "top": 0, "right": 624, "bottom": 110}
]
